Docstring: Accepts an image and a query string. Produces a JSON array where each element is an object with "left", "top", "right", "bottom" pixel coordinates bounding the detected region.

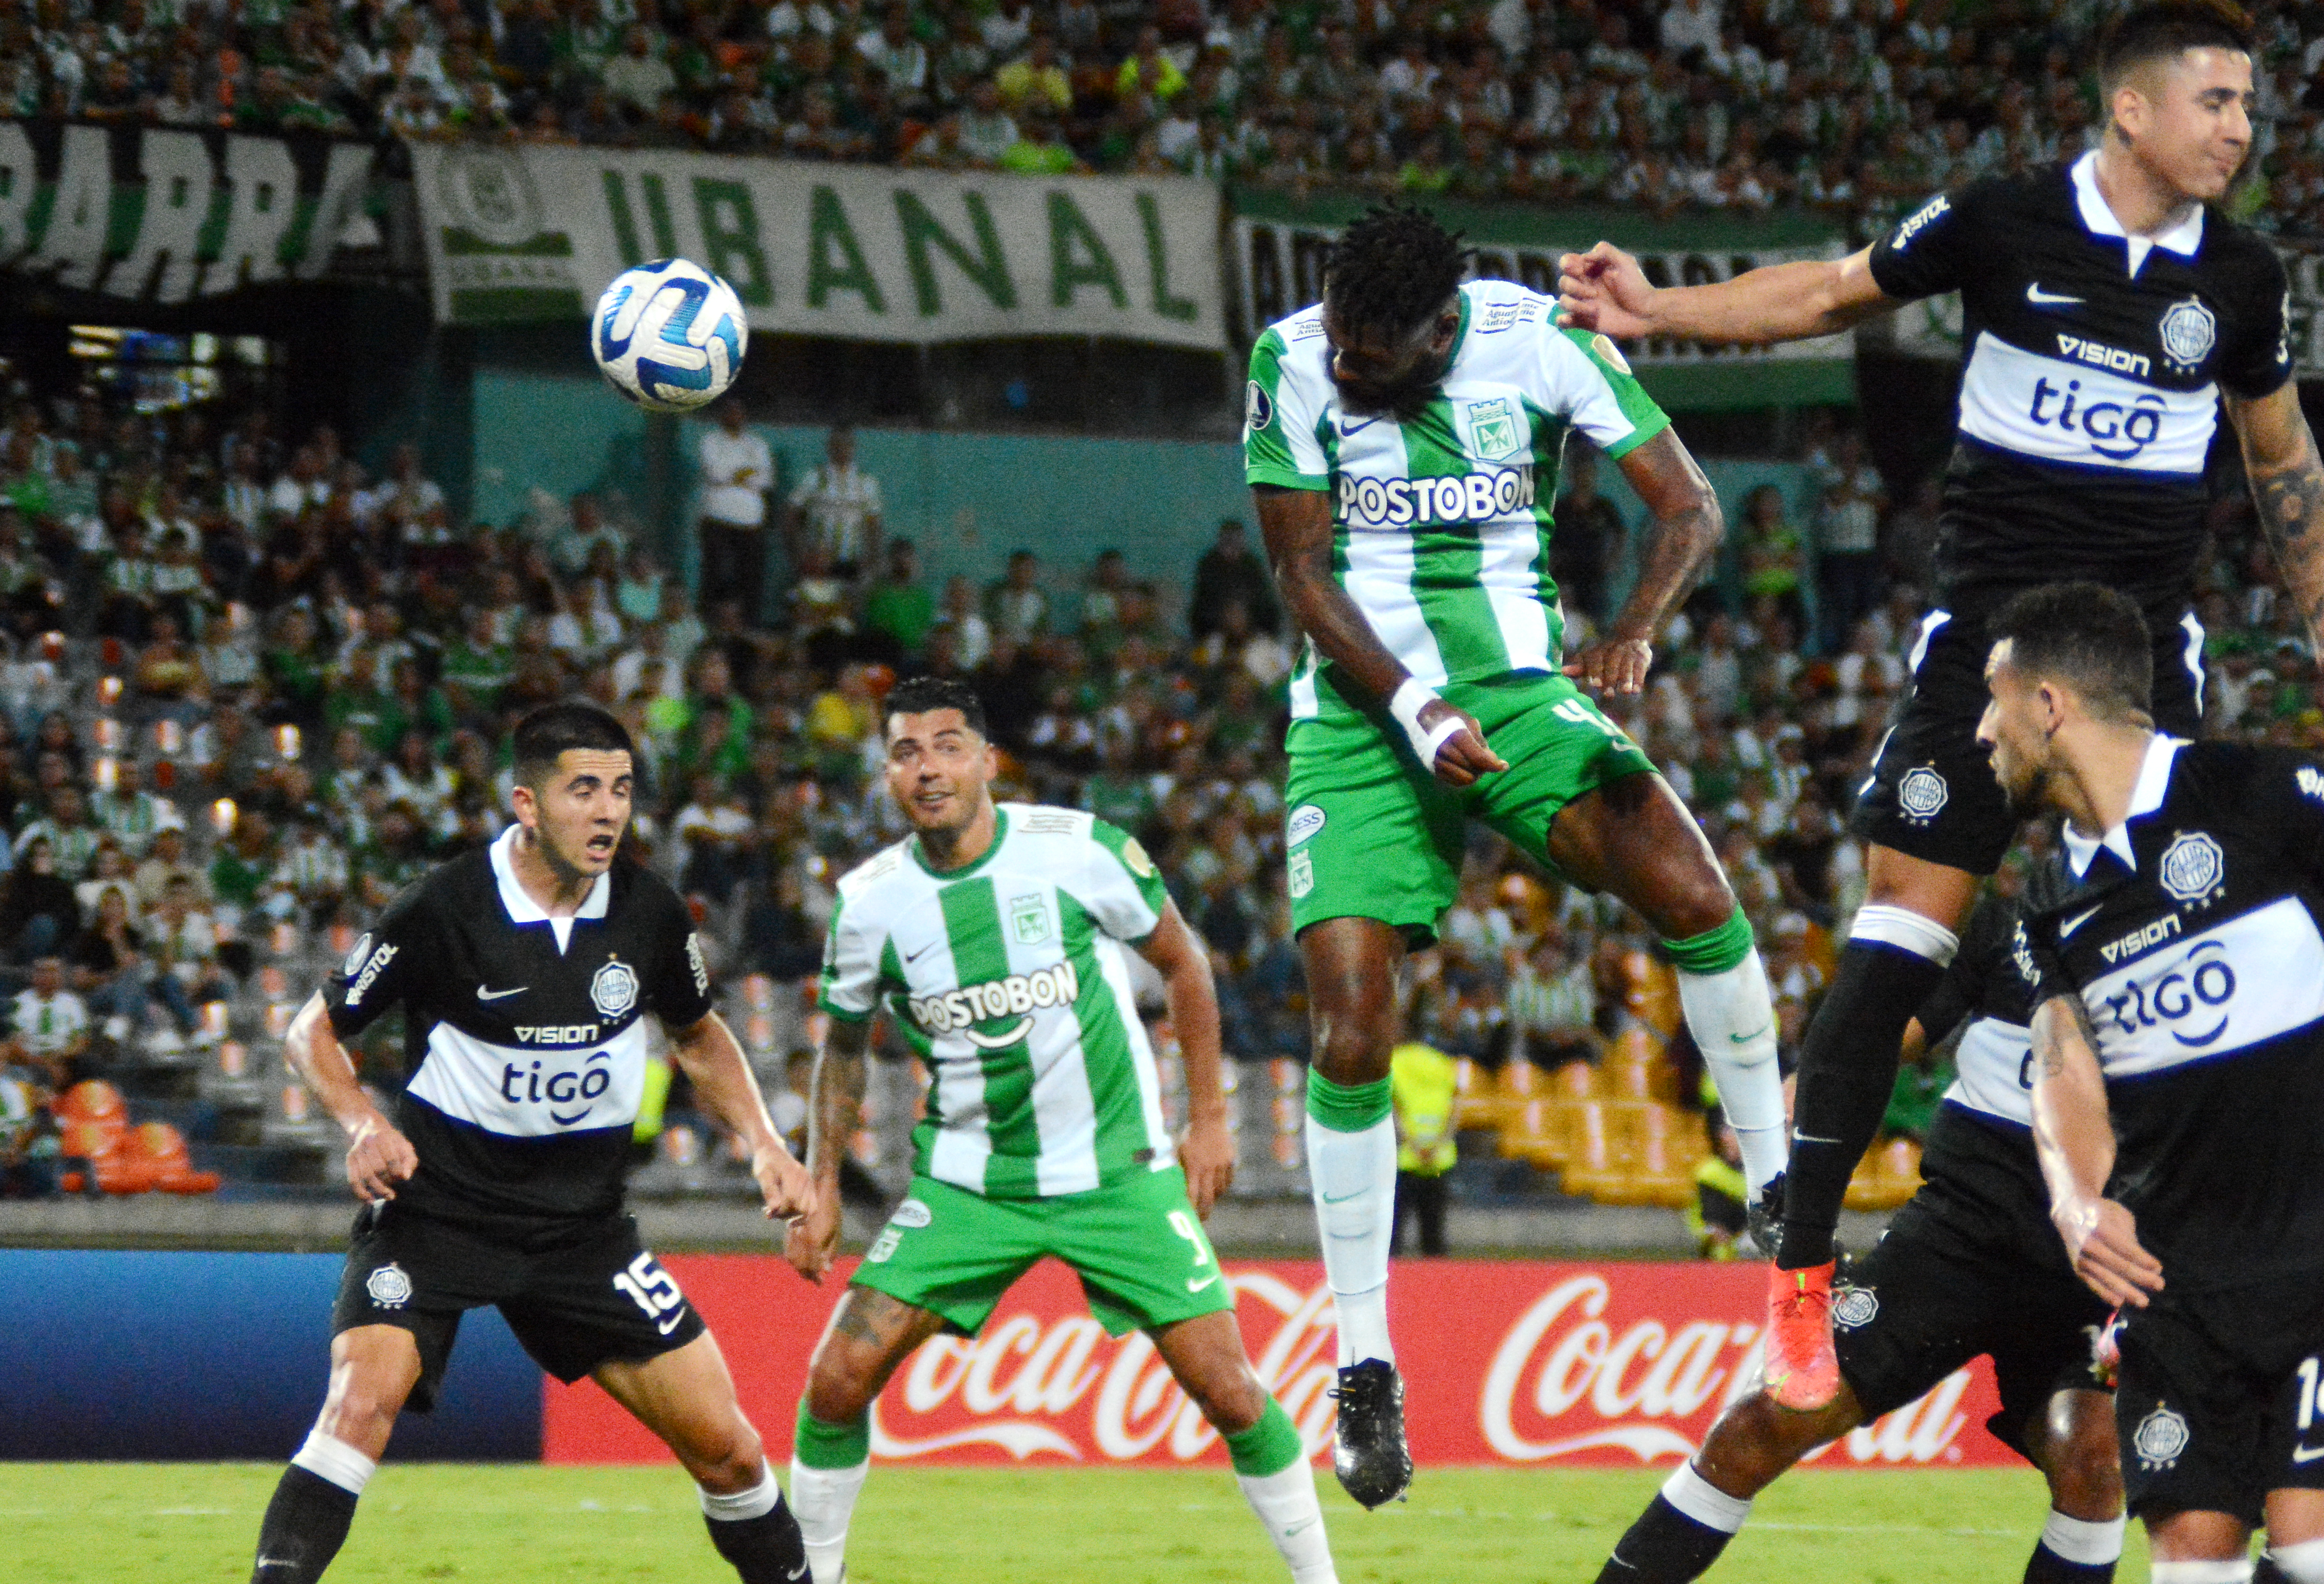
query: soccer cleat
[
  {"left": 1763, "top": 1260, "right": 1841, "bottom": 1411},
  {"left": 1328, "top": 1359, "right": 1413, "bottom": 1509},
  {"left": 1745, "top": 1171, "right": 1785, "bottom": 1259}
]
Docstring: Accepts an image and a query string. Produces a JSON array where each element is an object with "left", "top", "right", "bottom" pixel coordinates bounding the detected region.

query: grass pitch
[{"left": 1, "top": 1461, "right": 2148, "bottom": 1582}]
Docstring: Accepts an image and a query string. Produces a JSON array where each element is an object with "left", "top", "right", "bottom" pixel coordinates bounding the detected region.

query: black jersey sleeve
[
  {"left": 637, "top": 869, "right": 716, "bottom": 1029},
  {"left": 325, "top": 879, "right": 433, "bottom": 1038},
  {"left": 2008, "top": 908, "right": 2072, "bottom": 1014},
  {"left": 1865, "top": 180, "right": 1995, "bottom": 302},
  {"left": 2217, "top": 239, "right": 2294, "bottom": 400}
]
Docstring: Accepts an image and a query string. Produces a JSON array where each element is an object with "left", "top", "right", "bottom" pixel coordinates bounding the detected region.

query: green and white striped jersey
[
  {"left": 817, "top": 803, "right": 1175, "bottom": 1199},
  {"left": 1243, "top": 280, "right": 1670, "bottom": 723}
]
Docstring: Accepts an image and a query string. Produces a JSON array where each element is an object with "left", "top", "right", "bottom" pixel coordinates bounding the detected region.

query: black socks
[
  {"left": 1594, "top": 1494, "right": 1737, "bottom": 1584},
  {"left": 1780, "top": 941, "right": 1949, "bottom": 1269},
  {"left": 705, "top": 1492, "right": 810, "bottom": 1584},
  {"left": 250, "top": 1465, "right": 358, "bottom": 1584}
]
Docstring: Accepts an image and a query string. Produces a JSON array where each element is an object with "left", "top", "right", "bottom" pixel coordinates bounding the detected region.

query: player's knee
[
  {"left": 2032, "top": 1394, "right": 2123, "bottom": 1519},
  {"left": 692, "top": 1418, "right": 766, "bottom": 1493},
  {"left": 1309, "top": 1002, "right": 1393, "bottom": 1084},
  {"left": 1186, "top": 1364, "right": 1266, "bottom": 1437},
  {"left": 320, "top": 1374, "right": 407, "bottom": 1440},
  {"left": 805, "top": 1360, "right": 877, "bottom": 1426}
]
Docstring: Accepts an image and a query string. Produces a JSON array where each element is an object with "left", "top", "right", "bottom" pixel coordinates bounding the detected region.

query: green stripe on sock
[
  {"left": 1304, "top": 1071, "right": 1392, "bottom": 1132},
  {"left": 1225, "top": 1398, "right": 1306, "bottom": 1477},
  {"left": 1662, "top": 909, "right": 1753, "bottom": 975},
  {"left": 793, "top": 1403, "right": 870, "bottom": 1470}
]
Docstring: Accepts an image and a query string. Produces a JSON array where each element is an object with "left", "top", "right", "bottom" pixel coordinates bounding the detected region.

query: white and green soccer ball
[{"left": 591, "top": 258, "right": 748, "bottom": 413}]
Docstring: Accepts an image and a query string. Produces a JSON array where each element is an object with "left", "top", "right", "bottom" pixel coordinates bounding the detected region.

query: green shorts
[
  {"left": 851, "top": 1166, "right": 1233, "bottom": 1338},
  {"left": 1282, "top": 669, "right": 1657, "bottom": 942}
]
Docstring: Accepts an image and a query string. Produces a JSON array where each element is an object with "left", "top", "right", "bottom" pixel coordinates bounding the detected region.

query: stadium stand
[{"left": 6, "top": 0, "right": 2323, "bottom": 233}]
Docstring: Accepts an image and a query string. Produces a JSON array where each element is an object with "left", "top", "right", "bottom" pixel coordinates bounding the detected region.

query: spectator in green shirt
[
  {"left": 439, "top": 609, "right": 513, "bottom": 722},
  {"left": 1000, "top": 106, "right": 1085, "bottom": 173},
  {"left": 863, "top": 537, "right": 935, "bottom": 658}
]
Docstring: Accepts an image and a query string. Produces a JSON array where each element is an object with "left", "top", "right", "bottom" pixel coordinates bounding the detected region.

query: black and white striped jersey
[
  {"left": 1869, "top": 152, "right": 2291, "bottom": 623},
  {"left": 2016, "top": 736, "right": 2324, "bottom": 1291},
  {"left": 325, "top": 825, "right": 714, "bottom": 1241}
]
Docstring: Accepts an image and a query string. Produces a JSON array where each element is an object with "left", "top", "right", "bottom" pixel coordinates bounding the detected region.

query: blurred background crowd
[{"left": 12, "top": 0, "right": 2324, "bottom": 232}]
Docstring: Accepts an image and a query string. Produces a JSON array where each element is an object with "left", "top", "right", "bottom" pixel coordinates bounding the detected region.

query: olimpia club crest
[
  {"left": 2158, "top": 831, "right": 2225, "bottom": 905},
  {"left": 2133, "top": 1404, "right": 2189, "bottom": 1470},
  {"left": 2159, "top": 297, "right": 2217, "bottom": 372},
  {"left": 591, "top": 958, "right": 640, "bottom": 1019}
]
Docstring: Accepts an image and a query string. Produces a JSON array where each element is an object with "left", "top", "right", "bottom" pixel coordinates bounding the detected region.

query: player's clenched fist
[
  {"left": 753, "top": 1142, "right": 818, "bottom": 1225},
  {"left": 783, "top": 1185, "right": 842, "bottom": 1282},
  {"left": 1554, "top": 241, "right": 1657, "bottom": 339},
  {"left": 344, "top": 1112, "right": 418, "bottom": 1202}
]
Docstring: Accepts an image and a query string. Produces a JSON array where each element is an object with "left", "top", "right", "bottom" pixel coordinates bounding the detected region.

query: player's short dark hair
[
  {"left": 1323, "top": 203, "right": 1469, "bottom": 342},
  {"left": 512, "top": 702, "right": 636, "bottom": 789},
  {"left": 1986, "top": 582, "right": 2155, "bottom": 722},
  {"left": 2099, "top": 1, "right": 2254, "bottom": 92},
  {"left": 885, "top": 675, "right": 987, "bottom": 738}
]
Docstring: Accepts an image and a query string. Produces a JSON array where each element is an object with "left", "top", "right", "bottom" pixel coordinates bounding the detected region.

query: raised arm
[
  {"left": 1255, "top": 484, "right": 1506, "bottom": 787},
  {"left": 2228, "top": 382, "right": 2324, "bottom": 675},
  {"left": 1567, "top": 428, "right": 1724, "bottom": 695},
  {"left": 667, "top": 1008, "right": 816, "bottom": 1225},
  {"left": 784, "top": 1013, "right": 871, "bottom": 1281},
  {"left": 2028, "top": 991, "right": 2163, "bottom": 1308},
  {"left": 284, "top": 991, "right": 415, "bottom": 1203},
  {"left": 1134, "top": 899, "right": 1233, "bottom": 1217},
  {"left": 1556, "top": 242, "right": 1894, "bottom": 347}
]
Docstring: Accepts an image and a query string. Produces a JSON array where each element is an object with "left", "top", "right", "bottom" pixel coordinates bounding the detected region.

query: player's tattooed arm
[
  {"left": 2230, "top": 383, "right": 2324, "bottom": 668},
  {"left": 1573, "top": 429, "right": 1723, "bottom": 695},
  {"left": 1254, "top": 483, "right": 1505, "bottom": 786},
  {"left": 2028, "top": 992, "right": 2163, "bottom": 1308},
  {"left": 785, "top": 1015, "right": 870, "bottom": 1281}
]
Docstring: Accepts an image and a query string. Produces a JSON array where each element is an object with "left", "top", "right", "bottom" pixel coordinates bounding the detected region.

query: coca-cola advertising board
[{"left": 545, "top": 1257, "right": 2014, "bottom": 1470}]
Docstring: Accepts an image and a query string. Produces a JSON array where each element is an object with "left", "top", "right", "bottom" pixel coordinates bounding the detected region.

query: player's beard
[
  {"left": 1997, "top": 756, "right": 2052, "bottom": 823},
  {"left": 1335, "top": 344, "right": 1454, "bottom": 423}
]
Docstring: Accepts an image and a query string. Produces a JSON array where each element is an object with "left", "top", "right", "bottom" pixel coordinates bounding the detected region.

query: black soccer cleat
[
  {"left": 1746, "top": 1171, "right": 1785, "bottom": 1259},
  {"left": 1329, "top": 1359, "right": 1413, "bottom": 1509}
]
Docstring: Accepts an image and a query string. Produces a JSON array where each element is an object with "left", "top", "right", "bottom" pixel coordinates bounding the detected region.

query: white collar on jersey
[
  {"left": 489, "top": 824, "right": 610, "bottom": 954},
  {"left": 2063, "top": 733, "right": 2189, "bottom": 878},
  {"left": 2069, "top": 150, "right": 2205, "bottom": 277}
]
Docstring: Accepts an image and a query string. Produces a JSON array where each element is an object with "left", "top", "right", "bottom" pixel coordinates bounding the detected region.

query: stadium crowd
[
  {"left": 0, "top": 343, "right": 2315, "bottom": 1198},
  {"left": 10, "top": 0, "right": 2324, "bottom": 233}
]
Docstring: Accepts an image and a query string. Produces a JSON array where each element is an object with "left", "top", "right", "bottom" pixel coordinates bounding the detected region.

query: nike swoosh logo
[
  {"left": 903, "top": 940, "right": 937, "bottom": 963},
  {"left": 1284, "top": 1516, "right": 1318, "bottom": 1536},
  {"left": 1187, "top": 1273, "right": 1220, "bottom": 1292},
  {"left": 1319, "top": 1188, "right": 1366, "bottom": 1204},
  {"left": 2058, "top": 904, "right": 2104, "bottom": 938},
  {"left": 2295, "top": 1445, "right": 2324, "bottom": 1464},
  {"left": 1729, "top": 1023, "right": 1771, "bottom": 1044},
  {"left": 1339, "top": 416, "right": 1380, "bottom": 436},
  {"left": 1793, "top": 1132, "right": 1845, "bottom": 1145},
  {"left": 2026, "top": 282, "right": 2084, "bottom": 306},
  {"left": 657, "top": 1311, "right": 685, "bottom": 1335},
  {"left": 787, "top": 1567, "right": 808, "bottom": 1581},
  {"left": 478, "top": 986, "right": 527, "bottom": 1001}
]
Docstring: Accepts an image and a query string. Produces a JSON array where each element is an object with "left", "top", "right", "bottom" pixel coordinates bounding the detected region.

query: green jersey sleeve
[
  {"left": 1079, "top": 819, "right": 1172, "bottom": 943},
  {"left": 1243, "top": 325, "right": 1332, "bottom": 491},
  {"left": 816, "top": 892, "right": 881, "bottom": 1021},
  {"left": 1539, "top": 325, "right": 1671, "bottom": 461}
]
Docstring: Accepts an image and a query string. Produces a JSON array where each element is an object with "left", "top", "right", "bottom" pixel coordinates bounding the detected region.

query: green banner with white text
[{"left": 412, "top": 143, "right": 1224, "bottom": 349}]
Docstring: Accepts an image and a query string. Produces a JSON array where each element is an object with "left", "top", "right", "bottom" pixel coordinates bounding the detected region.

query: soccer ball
[{"left": 591, "top": 258, "right": 748, "bottom": 413}]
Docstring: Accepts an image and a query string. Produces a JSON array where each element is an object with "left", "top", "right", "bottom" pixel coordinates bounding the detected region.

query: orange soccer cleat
[{"left": 1763, "top": 1261, "right": 1840, "bottom": 1411}]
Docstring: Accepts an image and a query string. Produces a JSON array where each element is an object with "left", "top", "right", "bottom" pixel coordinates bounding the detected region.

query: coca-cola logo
[
  {"left": 870, "top": 1271, "right": 1340, "bottom": 1463},
  {"left": 1480, "top": 1274, "right": 1971, "bottom": 1467}
]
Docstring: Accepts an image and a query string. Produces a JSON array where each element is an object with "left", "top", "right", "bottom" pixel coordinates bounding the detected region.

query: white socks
[
  {"left": 2149, "top": 1564, "right": 2252, "bottom": 1583},
  {"left": 2267, "top": 1538, "right": 2324, "bottom": 1584},
  {"left": 2038, "top": 1509, "right": 2124, "bottom": 1567},
  {"left": 291, "top": 1430, "right": 378, "bottom": 1496},
  {"left": 1661, "top": 1461, "right": 1752, "bottom": 1536},
  {"left": 1304, "top": 1113, "right": 1397, "bottom": 1366},
  {"left": 1677, "top": 949, "right": 1789, "bottom": 1194},
  {"left": 787, "top": 1457, "right": 868, "bottom": 1584},
  {"left": 698, "top": 1460, "right": 782, "bottom": 1522},
  {"left": 1237, "top": 1459, "right": 1338, "bottom": 1584}
]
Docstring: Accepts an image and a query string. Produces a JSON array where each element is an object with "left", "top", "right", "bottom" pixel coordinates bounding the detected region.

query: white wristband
[{"left": 1388, "top": 678, "right": 1462, "bottom": 765}]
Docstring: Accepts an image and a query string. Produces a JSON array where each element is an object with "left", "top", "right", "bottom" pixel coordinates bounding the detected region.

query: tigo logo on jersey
[
  {"left": 1008, "top": 893, "right": 1054, "bottom": 947},
  {"left": 909, "top": 960, "right": 1079, "bottom": 1047},
  {"left": 590, "top": 959, "right": 640, "bottom": 1019},
  {"left": 2158, "top": 297, "right": 2216, "bottom": 371},
  {"left": 1337, "top": 466, "right": 1536, "bottom": 529},
  {"left": 365, "top": 1262, "right": 413, "bottom": 1309}
]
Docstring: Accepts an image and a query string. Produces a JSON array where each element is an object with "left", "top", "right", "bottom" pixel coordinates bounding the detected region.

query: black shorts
[
  {"left": 1851, "top": 603, "right": 2207, "bottom": 875},
  {"left": 2115, "top": 1271, "right": 2324, "bottom": 1526},
  {"left": 1834, "top": 1195, "right": 2111, "bottom": 1461},
  {"left": 331, "top": 1201, "right": 706, "bottom": 1413}
]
